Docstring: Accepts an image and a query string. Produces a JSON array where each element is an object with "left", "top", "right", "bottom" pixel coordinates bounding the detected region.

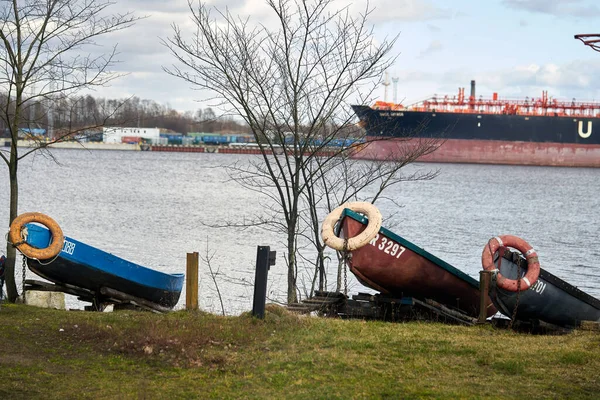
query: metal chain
[
  {"left": 21, "top": 256, "right": 27, "bottom": 298},
  {"left": 343, "top": 238, "right": 349, "bottom": 296},
  {"left": 508, "top": 254, "right": 522, "bottom": 330}
]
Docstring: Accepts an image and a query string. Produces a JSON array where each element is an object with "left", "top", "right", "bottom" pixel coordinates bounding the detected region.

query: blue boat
[{"left": 23, "top": 224, "right": 184, "bottom": 310}]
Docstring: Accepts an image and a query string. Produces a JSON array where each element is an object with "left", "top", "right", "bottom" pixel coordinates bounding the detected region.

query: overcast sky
[{"left": 91, "top": 0, "right": 600, "bottom": 113}]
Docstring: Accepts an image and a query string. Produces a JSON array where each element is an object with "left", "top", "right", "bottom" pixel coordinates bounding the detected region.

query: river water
[{"left": 1, "top": 148, "right": 599, "bottom": 314}]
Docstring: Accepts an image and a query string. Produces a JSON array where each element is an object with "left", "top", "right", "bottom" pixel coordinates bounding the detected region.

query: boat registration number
[
  {"left": 530, "top": 280, "right": 546, "bottom": 295},
  {"left": 62, "top": 240, "right": 76, "bottom": 255},
  {"left": 369, "top": 234, "right": 406, "bottom": 258}
]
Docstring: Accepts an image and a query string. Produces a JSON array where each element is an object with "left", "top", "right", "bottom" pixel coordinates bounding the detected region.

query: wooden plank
[
  {"left": 186, "top": 252, "right": 199, "bottom": 311},
  {"left": 25, "top": 279, "right": 95, "bottom": 302},
  {"left": 413, "top": 298, "right": 475, "bottom": 326},
  {"left": 99, "top": 287, "right": 171, "bottom": 314}
]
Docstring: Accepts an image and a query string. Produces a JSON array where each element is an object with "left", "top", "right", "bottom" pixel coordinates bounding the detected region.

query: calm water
[{"left": 1, "top": 148, "right": 599, "bottom": 313}]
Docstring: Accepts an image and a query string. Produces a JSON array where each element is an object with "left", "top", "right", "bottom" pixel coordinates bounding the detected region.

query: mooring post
[
  {"left": 478, "top": 270, "right": 492, "bottom": 323},
  {"left": 252, "top": 246, "right": 276, "bottom": 319},
  {"left": 186, "top": 252, "right": 199, "bottom": 311}
]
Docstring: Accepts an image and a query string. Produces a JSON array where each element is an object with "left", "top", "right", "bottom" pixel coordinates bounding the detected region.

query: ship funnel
[{"left": 470, "top": 80, "right": 476, "bottom": 99}]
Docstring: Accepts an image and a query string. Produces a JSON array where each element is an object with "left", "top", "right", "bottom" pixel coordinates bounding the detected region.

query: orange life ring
[
  {"left": 481, "top": 235, "right": 540, "bottom": 292},
  {"left": 9, "top": 212, "right": 64, "bottom": 260},
  {"left": 321, "top": 202, "right": 382, "bottom": 251}
]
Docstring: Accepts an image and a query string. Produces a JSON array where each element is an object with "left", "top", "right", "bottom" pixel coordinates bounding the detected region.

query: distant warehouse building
[{"left": 103, "top": 127, "right": 160, "bottom": 144}]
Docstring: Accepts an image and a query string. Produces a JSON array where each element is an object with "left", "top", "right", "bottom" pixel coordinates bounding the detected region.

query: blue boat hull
[{"left": 24, "top": 224, "right": 184, "bottom": 309}]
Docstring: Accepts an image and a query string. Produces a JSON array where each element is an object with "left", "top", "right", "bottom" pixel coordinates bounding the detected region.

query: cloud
[
  {"left": 502, "top": 0, "right": 600, "bottom": 18},
  {"left": 342, "top": 0, "right": 451, "bottom": 23},
  {"left": 393, "top": 60, "right": 600, "bottom": 102},
  {"left": 418, "top": 40, "right": 443, "bottom": 58}
]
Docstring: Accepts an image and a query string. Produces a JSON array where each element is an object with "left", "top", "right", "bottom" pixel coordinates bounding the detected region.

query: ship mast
[
  {"left": 383, "top": 71, "right": 390, "bottom": 102},
  {"left": 392, "top": 77, "right": 399, "bottom": 104}
]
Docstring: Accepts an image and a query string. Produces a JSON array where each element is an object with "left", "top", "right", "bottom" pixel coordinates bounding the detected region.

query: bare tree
[
  {"left": 165, "top": 0, "right": 440, "bottom": 304},
  {"left": 0, "top": 0, "right": 138, "bottom": 302}
]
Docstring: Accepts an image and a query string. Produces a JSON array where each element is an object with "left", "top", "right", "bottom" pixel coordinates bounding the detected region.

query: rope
[{"left": 35, "top": 252, "right": 61, "bottom": 266}]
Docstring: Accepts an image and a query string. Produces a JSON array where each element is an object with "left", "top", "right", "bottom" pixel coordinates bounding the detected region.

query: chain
[
  {"left": 343, "top": 238, "right": 349, "bottom": 296},
  {"left": 508, "top": 253, "right": 522, "bottom": 330},
  {"left": 22, "top": 256, "right": 27, "bottom": 297}
]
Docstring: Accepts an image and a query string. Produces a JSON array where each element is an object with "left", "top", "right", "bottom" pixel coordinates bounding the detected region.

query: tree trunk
[
  {"left": 6, "top": 117, "right": 20, "bottom": 302},
  {"left": 287, "top": 230, "right": 298, "bottom": 304}
]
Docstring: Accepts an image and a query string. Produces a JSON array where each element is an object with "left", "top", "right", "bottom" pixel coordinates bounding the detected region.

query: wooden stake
[
  {"left": 186, "top": 252, "right": 199, "bottom": 311},
  {"left": 478, "top": 270, "right": 492, "bottom": 324}
]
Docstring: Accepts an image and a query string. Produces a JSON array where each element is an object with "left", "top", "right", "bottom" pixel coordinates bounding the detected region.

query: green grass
[{"left": 0, "top": 303, "right": 599, "bottom": 399}]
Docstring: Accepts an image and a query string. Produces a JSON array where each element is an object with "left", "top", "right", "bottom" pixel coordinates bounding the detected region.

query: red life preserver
[{"left": 481, "top": 235, "right": 540, "bottom": 292}]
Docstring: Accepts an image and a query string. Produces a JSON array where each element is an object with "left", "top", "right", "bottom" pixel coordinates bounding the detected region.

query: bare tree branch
[
  {"left": 166, "top": 0, "right": 439, "bottom": 304},
  {"left": 1, "top": 0, "right": 140, "bottom": 302}
]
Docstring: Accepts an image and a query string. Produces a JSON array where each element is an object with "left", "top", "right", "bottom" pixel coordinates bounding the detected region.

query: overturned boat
[
  {"left": 482, "top": 235, "right": 600, "bottom": 328},
  {"left": 321, "top": 203, "right": 497, "bottom": 319}
]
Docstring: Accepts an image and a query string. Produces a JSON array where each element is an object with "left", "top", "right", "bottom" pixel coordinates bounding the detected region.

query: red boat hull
[
  {"left": 342, "top": 215, "right": 497, "bottom": 318},
  {"left": 352, "top": 137, "right": 600, "bottom": 168}
]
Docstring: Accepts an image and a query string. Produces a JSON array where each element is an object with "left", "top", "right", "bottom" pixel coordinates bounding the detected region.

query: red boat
[{"left": 322, "top": 203, "right": 497, "bottom": 318}]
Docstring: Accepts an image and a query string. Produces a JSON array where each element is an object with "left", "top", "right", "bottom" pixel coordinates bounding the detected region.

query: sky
[{"left": 88, "top": 0, "right": 600, "bottom": 113}]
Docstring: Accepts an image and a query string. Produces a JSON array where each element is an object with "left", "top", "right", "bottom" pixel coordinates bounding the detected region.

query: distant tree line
[{"left": 0, "top": 93, "right": 250, "bottom": 137}]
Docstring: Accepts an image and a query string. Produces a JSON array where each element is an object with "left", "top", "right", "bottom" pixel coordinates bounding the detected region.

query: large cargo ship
[{"left": 351, "top": 81, "right": 600, "bottom": 167}]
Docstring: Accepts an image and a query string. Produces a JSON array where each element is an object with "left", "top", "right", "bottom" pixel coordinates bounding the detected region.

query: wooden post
[
  {"left": 186, "top": 252, "right": 199, "bottom": 311},
  {"left": 478, "top": 270, "right": 492, "bottom": 323}
]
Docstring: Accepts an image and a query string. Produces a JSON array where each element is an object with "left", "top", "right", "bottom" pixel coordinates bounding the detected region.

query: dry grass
[{"left": 0, "top": 303, "right": 599, "bottom": 399}]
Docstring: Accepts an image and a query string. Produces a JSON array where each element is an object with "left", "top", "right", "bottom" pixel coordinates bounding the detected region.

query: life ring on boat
[
  {"left": 8, "top": 212, "right": 64, "bottom": 260},
  {"left": 321, "top": 202, "right": 382, "bottom": 251},
  {"left": 481, "top": 235, "right": 540, "bottom": 292}
]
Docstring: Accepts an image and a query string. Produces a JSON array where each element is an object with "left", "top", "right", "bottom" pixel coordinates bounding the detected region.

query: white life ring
[{"left": 321, "top": 202, "right": 382, "bottom": 251}]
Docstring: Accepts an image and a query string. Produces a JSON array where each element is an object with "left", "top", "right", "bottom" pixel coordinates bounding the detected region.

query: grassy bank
[{"left": 1, "top": 303, "right": 599, "bottom": 399}]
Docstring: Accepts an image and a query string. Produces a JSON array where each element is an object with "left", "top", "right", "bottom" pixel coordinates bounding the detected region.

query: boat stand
[
  {"left": 24, "top": 279, "right": 171, "bottom": 314},
  {"left": 287, "top": 291, "right": 477, "bottom": 326}
]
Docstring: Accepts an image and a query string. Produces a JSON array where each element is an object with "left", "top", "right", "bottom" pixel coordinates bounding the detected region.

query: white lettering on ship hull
[{"left": 578, "top": 121, "right": 592, "bottom": 138}]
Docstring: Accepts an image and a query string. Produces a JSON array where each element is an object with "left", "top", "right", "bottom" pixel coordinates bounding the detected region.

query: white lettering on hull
[{"left": 578, "top": 121, "right": 592, "bottom": 138}]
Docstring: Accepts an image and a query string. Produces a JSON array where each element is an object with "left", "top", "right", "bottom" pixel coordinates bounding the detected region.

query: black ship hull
[
  {"left": 351, "top": 105, "right": 600, "bottom": 167},
  {"left": 352, "top": 105, "right": 600, "bottom": 145}
]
